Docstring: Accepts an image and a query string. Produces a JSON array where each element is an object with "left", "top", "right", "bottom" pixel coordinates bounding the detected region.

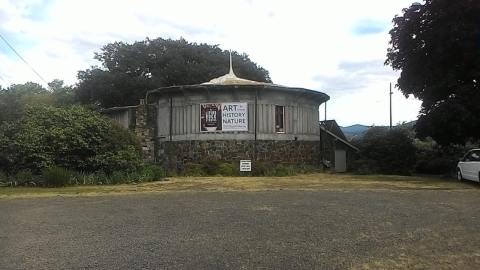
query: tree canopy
[
  {"left": 75, "top": 37, "right": 272, "bottom": 108},
  {"left": 0, "top": 80, "right": 75, "bottom": 124},
  {"left": 386, "top": 0, "right": 480, "bottom": 145}
]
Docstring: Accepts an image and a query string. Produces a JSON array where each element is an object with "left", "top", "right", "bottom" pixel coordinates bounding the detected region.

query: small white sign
[{"left": 239, "top": 160, "right": 252, "bottom": 172}]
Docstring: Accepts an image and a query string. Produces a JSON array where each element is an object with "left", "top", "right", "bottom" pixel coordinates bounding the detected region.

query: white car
[{"left": 457, "top": 149, "right": 480, "bottom": 182}]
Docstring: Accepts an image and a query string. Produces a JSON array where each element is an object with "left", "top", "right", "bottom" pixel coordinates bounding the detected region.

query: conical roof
[{"left": 202, "top": 52, "right": 271, "bottom": 86}]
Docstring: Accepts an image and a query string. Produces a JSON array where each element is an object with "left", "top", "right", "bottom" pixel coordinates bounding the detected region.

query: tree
[
  {"left": 0, "top": 80, "right": 76, "bottom": 124},
  {"left": 0, "top": 82, "right": 49, "bottom": 123},
  {"left": 75, "top": 37, "right": 272, "bottom": 108},
  {"left": 386, "top": 0, "right": 480, "bottom": 145},
  {"left": 48, "top": 79, "right": 76, "bottom": 106}
]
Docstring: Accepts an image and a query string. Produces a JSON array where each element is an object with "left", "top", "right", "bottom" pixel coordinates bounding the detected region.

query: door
[
  {"left": 335, "top": 150, "right": 347, "bottom": 173},
  {"left": 460, "top": 150, "right": 480, "bottom": 181}
]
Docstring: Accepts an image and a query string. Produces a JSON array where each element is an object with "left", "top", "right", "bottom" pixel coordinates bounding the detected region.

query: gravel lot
[{"left": 1, "top": 190, "right": 480, "bottom": 269}]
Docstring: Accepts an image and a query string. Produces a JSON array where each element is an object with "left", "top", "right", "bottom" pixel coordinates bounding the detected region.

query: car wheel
[{"left": 457, "top": 169, "right": 463, "bottom": 181}]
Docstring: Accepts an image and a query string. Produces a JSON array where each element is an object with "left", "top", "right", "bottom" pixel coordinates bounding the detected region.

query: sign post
[{"left": 239, "top": 160, "right": 252, "bottom": 172}]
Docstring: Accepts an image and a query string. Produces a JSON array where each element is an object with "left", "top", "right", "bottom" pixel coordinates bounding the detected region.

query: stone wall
[
  {"left": 135, "top": 100, "right": 155, "bottom": 162},
  {"left": 158, "top": 140, "right": 322, "bottom": 169}
]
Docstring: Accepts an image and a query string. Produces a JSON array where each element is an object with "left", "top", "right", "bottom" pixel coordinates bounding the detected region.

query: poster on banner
[{"left": 200, "top": 103, "right": 248, "bottom": 132}]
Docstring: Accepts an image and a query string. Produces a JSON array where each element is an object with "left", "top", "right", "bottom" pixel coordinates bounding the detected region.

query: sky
[{"left": 0, "top": 0, "right": 422, "bottom": 126}]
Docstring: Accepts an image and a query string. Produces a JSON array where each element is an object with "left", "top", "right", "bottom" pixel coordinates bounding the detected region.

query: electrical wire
[
  {"left": 0, "top": 72, "right": 8, "bottom": 86},
  {"left": 0, "top": 32, "right": 49, "bottom": 85}
]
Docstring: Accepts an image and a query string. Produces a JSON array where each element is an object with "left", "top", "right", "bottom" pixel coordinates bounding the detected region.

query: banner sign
[{"left": 201, "top": 103, "right": 248, "bottom": 132}]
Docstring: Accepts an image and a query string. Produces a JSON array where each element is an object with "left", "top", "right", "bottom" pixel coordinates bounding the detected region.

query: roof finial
[{"left": 229, "top": 50, "right": 235, "bottom": 75}]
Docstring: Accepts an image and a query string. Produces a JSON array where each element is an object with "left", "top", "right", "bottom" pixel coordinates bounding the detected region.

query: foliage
[
  {"left": 354, "top": 127, "right": 417, "bottom": 175},
  {"left": 217, "top": 162, "right": 238, "bottom": 176},
  {"left": 0, "top": 80, "right": 76, "bottom": 124},
  {"left": 75, "top": 37, "right": 272, "bottom": 108},
  {"left": 0, "top": 105, "right": 142, "bottom": 174},
  {"left": 180, "top": 163, "right": 205, "bottom": 176},
  {"left": 175, "top": 160, "right": 311, "bottom": 177},
  {"left": 201, "top": 160, "right": 223, "bottom": 176},
  {"left": 414, "top": 138, "right": 476, "bottom": 175},
  {"left": 386, "top": 0, "right": 480, "bottom": 145},
  {"left": 0, "top": 82, "right": 49, "bottom": 123},
  {"left": 42, "top": 167, "right": 73, "bottom": 187},
  {"left": 9, "top": 170, "right": 38, "bottom": 186}
]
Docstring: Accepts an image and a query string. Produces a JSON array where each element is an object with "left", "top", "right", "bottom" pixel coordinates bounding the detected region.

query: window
[
  {"left": 470, "top": 150, "right": 480, "bottom": 162},
  {"left": 275, "top": 105, "right": 285, "bottom": 133},
  {"left": 465, "top": 150, "right": 480, "bottom": 162}
]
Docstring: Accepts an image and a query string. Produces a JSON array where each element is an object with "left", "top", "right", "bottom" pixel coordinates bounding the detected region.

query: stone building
[{"left": 103, "top": 57, "right": 358, "bottom": 171}]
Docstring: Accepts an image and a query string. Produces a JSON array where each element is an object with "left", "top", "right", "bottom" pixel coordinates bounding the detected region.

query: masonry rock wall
[
  {"left": 134, "top": 100, "right": 155, "bottom": 162},
  {"left": 158, "top": 140, "right": 321, "bottom": 169}
]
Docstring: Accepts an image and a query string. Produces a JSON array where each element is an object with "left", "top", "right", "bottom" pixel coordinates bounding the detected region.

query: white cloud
[{"left": 0, "top": 0, "right": 420, "bottom": 125}]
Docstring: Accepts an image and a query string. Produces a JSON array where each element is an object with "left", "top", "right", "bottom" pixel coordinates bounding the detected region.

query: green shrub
[
  {"left": 252, "top": 161, "right": 276, "bottom": 176},
  {"left": 217, "top": 162, "right": 238, "bottom": 176},
  {"left": 0, "top": 105, "right": 142, "bottom": 174},
  {"left": 12, "top": 169, "right": 38, "bottom": 186},
  {"left": 201, "top": 160, "right": 222, "bottom": 175},
  {"left": 42, "top": 167, "right": 72, "bottom": 187},
  {"left": 274, "top": 164, "right": 296, "bottom": 176},
  {"left": 108, "top": 171, "right": 129, "bottom": 184},
  {"left": 354, "top": 127, "right": 417, "bottom": 175},
  {"left": 182, "top": 163, "right": 205, "bottom": 176},
  {"left": 140, "top": 164, "right": 165, "bottom": 181}
]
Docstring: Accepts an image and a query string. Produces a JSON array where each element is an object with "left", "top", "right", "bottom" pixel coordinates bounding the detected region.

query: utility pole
[{"left": 389, "top": 82, "right": 393, "bottom": 129}]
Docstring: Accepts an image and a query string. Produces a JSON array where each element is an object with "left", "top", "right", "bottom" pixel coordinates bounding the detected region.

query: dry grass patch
[{"left": 0, "top": 173, "right": 477, "bottom": 199}]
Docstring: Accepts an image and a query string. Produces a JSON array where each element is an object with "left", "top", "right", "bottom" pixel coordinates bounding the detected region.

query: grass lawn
[{"left": 0, "top": 173, "right": 478, "bottom": 199}]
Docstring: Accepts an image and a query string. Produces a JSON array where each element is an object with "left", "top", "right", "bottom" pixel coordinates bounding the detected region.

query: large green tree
[
  {"left": 0, "top": 82, "right": 49, "bottom": 123},
  {"left": 386, "top": 0, "right": 480, "bottom": 145},
  {"left": 0, "top": 80, "right": 76, "bottom": 123},
  {"left": 76, "top": 37, "right": 272, "bottom": 108}
]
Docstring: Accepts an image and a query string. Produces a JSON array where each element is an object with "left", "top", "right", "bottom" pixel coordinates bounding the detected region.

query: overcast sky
[{"left": 0, "top": 0, "right": 421, "bottom": 126}]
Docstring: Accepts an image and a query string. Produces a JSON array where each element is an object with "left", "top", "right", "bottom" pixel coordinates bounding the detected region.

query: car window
[{"left": 471, "top": 151, "right": 480, "bottom": 162}]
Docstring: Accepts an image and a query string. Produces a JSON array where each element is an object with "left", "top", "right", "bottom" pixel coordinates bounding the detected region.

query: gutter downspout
[
  {"left": 169, "top": 96, "right": 173, "bottom": 142},
  {"left": 254, "top": 87, "right": 259, "bottom": 161}
]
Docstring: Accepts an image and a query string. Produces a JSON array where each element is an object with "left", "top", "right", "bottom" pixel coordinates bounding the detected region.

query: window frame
[{"left": 275, "top": 105, "right": 285, "bottom": 134}]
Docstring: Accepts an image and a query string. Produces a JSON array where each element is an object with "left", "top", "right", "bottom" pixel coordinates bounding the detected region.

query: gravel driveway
[{"left": 1, "top": 190, "right": 480, "bottom": 269}]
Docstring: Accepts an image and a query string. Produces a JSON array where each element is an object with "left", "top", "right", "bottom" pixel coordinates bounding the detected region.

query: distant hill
[
  {"left": 340, "top": 124, "right": 370, "bottom": 140},
  {"left": 340, "top": 121, "right": 416, "bottom": 140}
]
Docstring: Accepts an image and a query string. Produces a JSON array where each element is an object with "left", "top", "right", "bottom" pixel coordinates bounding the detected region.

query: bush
[
  {"left": 11, "top": 169, "right": 39, "bottom": 186},
  {"left": 174, "top": 160, "right": 318, "bottom": 177},
  {"left": 181, "top": 163, "right": 205, "bottom": 176},
  {"left": 42, "top": 167, "right": 72, "bottom": 187},
  {"left": 0, "top": 105, "right": 142, "bottom": 174},
  {"left": 217, "top": 162, "right": 238, "bottom": 176},
  {"left": 139, "top": 164, "right": 165, "bottom": 181},
  {"left": 354, "top": 127, "right": 417, "bottom": 175},
  {"left": 273, "top": 164, "right": 296, "bottom": 176},
  {"left": 201, "top": 160, "right": 222, "bottom": 175},
  {"left": 252, "top": 161, "right": 276, "bottom": 176}
]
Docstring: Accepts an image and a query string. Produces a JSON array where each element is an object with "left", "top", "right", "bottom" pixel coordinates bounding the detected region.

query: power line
[
  {"left": 0, "top": 32, "right": 49, "bottom": 85},
  {"left": 0, "top": 72, "right": 8, "bottom": 86}
]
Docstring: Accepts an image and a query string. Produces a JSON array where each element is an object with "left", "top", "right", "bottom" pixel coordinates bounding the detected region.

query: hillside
[{"left": 340, "top": 124, "right": 370, "bottom": 140}]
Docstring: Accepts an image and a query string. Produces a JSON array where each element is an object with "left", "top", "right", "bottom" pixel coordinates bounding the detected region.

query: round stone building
[{"left": 145, "top": 60, "right": 330, "bottom": 169}]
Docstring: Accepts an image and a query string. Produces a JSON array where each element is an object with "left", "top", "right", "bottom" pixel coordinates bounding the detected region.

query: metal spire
[{"left": 229, "top": 50, "right": 235, "bottom": 75}]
